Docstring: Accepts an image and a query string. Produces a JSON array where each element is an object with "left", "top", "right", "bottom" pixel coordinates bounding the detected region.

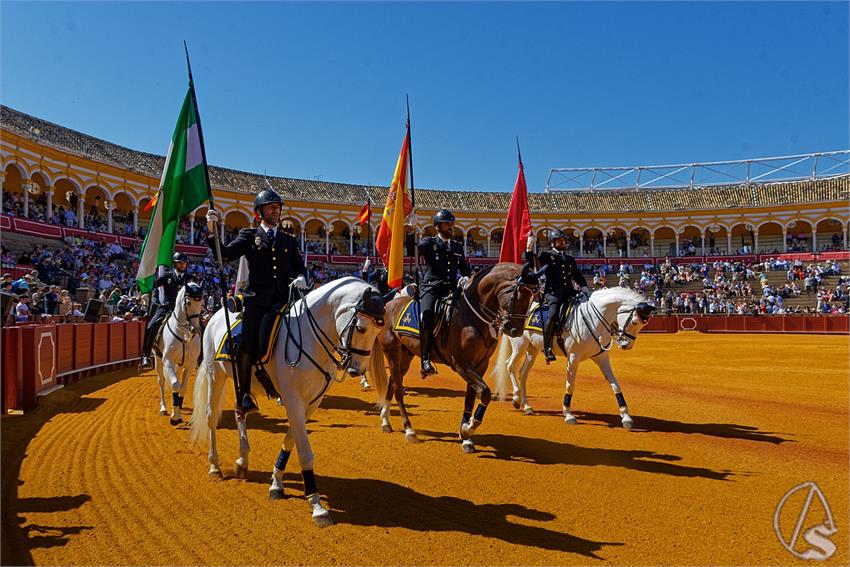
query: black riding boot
[
  {"left": 236, "top": 351, "right": 259, "bottom": 415},
  {"left": 542, "top": 312, "right": 558, "bottom": 363},
  {"left": 140, "top": 326, "right": 155, "bottom": 369},
  {"left": 419, "top": 328, "right": 437, "bottom": 377}
]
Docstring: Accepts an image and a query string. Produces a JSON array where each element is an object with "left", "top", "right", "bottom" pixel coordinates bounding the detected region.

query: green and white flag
[{"left": 136, "top": 87, "right": 210, "bottom": 293}]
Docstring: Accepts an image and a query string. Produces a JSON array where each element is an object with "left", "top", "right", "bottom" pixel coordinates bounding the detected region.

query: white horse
[
  {"left": 153, "top": 282, "right": 203, "bottom": 425},
  {"left": 491, "top": 287, "right": 655, "bottom": 429},
  {"left": 189, "top": 276, "right": 388, "bottom": 527}
]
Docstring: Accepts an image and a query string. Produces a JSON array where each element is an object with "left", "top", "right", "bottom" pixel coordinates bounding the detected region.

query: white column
[
  {"left": 132, "top": 205, "right": 139, "bottom": 232},
  {"left": 46, "top": 189, "right": 54, "bottom": 220},
  {"left": 702, "top": 229, "right": 708, "bottom": 256},
  {"left": 675, "top": 235, "right": 680, "bottom": 257},
  {"left": 626, "top": 234, "right": 631, "bottom": 258},
  {"left": 811, "top": 229, "right": 817, "bottom": 253},
  {"left": 107, "top": 206, "right": 113, "bottom": 233},
  {"left": 843, "top": 226, "right": 847, "bottom": 250},
  {"left": 23, "top": 181, "right": 30, "bottom": 218},
  {"left": 579, "top": 233, "right": 584, "bottom": 257},
  {"left": 220, "top": 217, "right": 225, "bottom": 240},
  {"left": 78, "top": 194, "right": 85, "bottom": 228},
  {"left": 486, "top": 235, "right": 491, "bottom": 257},
  {"left": 782, "top": 230, "right": 787, "bottom": 253},
  {"left": 650, "top": 235, "right": 655, "bottom": 258},
  {"left": 602, "top": 234, "right": 607, "bottom": 257},
  {"left": 727, "top": 233, "right": 732, "bottom": 255},
  {"left": 349, "top": 229, "right": 354, "bottom": 255},
  {"left": 464, "top": 232, "right": 468, "bottom": 256},
  {"left": 325, "top": 226, "right": 330, "bottom": 255},
  {"left": 301, "top": 229, "right": 306, "bottom": 252},
  {"left": 189, "top": 218, "right": 195, "bottom": 244}
]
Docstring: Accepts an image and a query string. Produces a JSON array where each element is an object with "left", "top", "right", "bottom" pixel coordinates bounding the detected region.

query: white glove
[
  {"left": 293, "top": 275, "right": 308, "bottom": 290},
  {"left": 206, "top": 209, "right": 220, "bottom": 232},
  {"left": 363, "top": 257, "right": 371, "bottom": 271},
  {"left": 526, "top": 234, "right": 536, "bottom": 251},
  {"left": 458, "top": 276, "right": 471, "bottom": 288}
]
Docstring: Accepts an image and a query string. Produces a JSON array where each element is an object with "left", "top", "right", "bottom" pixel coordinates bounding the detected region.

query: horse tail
[
  {"left": 188, "top": 356, "right": 217, "bottom": 447},
  {"left": 367, "top": 339, "right": 389, "bottom": 407},
  {"left": 491, "top": 334, "right": 516, "bottom": 401}
]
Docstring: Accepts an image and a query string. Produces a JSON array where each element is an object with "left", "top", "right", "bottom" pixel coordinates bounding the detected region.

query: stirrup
[
  {"left": 420, "top": 359, "right": 437, "bottom": 378},
  {"left": 543, "top": 347, "right": 556, "bottom": 363},
  {"left": 238, "top": 393, "right": 260, "bottom": 415}
]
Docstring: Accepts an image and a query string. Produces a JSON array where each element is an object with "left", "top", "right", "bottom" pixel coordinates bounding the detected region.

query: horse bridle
[
  {"left": 283, "top": 284, "right": 385, "bottom": 385},
  {"left": 462, "top": 275, "right": 538, "bottom": 336},
  {"left": 164, "top": 295, "right": 202, "bottom": 365},
  {"left": 580, "top": 300, "right": 647, "bottom": 352}
]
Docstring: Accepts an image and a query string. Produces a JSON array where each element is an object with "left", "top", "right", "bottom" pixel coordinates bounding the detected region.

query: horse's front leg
[
  {"left": 286, "top": 394, "right": 332, "bottom": 527},
  {"left": 233, "top": 410, "right": 251, "bottom": 478},
  {"left": 593, "top": 353, "right": 634, "bottom": 429},
  {"left": 208, "top": 367, "right": 227, "bottom": 480},
  {"left": 269, "top": 399, "right": 319, "bottom": 500},
  {"left": 381, "top": 375, "right": 395, "bottom": 433},
  {"left": 155, "top": 358, "right": 168, "bottom": 416},
  {"left": 563, "top": 353, "right": 580, "bottom": 425},
  {"left": 392, "top": 371, "right": 419, "bottom": 443},
  {"left": 459, "top": 367, "right": 491, "bottom": 453},
  {"left": 163, "top": 357, "right": 184, "bottom": 425},
  {"left": 518, "top": 346, "right": 537, "bottom": 415}
]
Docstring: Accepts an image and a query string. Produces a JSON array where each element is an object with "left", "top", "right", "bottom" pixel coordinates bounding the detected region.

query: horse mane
[
  {"left": 590, "top": 286, "right": 646, "bottom": 307},
  {"left": 173, "top": 285, "right": 187, "bottom": 318}
]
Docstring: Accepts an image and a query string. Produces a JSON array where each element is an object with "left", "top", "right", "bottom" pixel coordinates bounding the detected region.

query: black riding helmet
[
  {"left": 173, "top": 252, "right": 188, "bottom": 263},
  {"left": 185, "top": 281, "right": 203, "bottom": 300},
  {"left": 549, "top": 229, "right": 566, "bottom": 243},
  {"left": 254, "top": 188, "right": 283, "bottom": 211},
  {"left": 432, "top": 209, "right": 455, "bottom": 226}
]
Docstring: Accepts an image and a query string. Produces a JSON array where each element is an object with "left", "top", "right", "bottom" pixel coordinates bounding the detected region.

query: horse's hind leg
[
  {"left": 269, "top": 428, "right": 295, "bottom": 500},
  {"left": 233, "top": 411, "right": 251, "bottom": 478},
  {"left": 381, "top": 376, "right": 395, "bottom": 433},
  {"left": 208, "top": 367, "right": 227, "bottom": 479},
  {"left": 459, "top": 385, "right": 478, "bottom": 453},
  {"left": 518, "top": 347, "right": 536, "bottom": 415},
  {"left": 394, "top": 377, "right": 420, "bottom": 443},
  {"left": 593, "top": 353, "right": 633, "bottom": 429},
  {"left": 165, "top": 358, "right": 183, "bottom": 425}
]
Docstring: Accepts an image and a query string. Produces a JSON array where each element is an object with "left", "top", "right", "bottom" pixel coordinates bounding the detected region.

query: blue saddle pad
[
  {"left": 214, "top": 317, "right": 243, "bottom": 362},
  {"left": 524, "top": 303, "right": 549, "bottom": 332},
  {"left": 394, "top": 298, "right": 446, "bottom": 338}
]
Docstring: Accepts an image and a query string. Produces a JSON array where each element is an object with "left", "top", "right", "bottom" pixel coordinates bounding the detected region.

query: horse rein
[
  {"left": 164, "top": 295, "right": 202, "bottom": 365},
  {"left": 462, "top": 275, "right": 538, "bottom": 337},
  {"left": 577, "top": 299, "right": 645, "bottom": 353}
]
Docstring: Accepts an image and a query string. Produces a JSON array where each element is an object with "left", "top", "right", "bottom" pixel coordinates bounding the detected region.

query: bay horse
[
  {"left": 369, "top": 263, "right": 538, "bottom": 453},
  {"left": 490, "top": 287, "right": 656, "bottom": 428},
  {"left": 189, "top": 277, "right": 388, "bottom": 527},
  {"left": 153, "top": 282, "right": 203, "bottom": 425}
]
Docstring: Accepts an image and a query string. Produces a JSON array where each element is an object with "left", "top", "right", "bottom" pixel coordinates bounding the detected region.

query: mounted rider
[
  {"left": 205, "top": 187, "right": 308, "bottom": 415},
  {"left": 141, "top": 252, "right": 195, "bottom": 370},
  {"left": 525, "top": 230, "right": 590, "bottom": 362},
  {"left": 417, "top": 208, "right": 471, "bottom": 377}
]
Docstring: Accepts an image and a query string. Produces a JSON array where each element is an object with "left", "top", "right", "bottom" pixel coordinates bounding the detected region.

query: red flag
[
  {"left": 499, "top": 157, "right": 532, "bottom": 263},
  {"left": 144, "top": 192, "right": 159, "bottom": 212},
  {"left": 376, "top": 128, "right": 414, "bottom": 289},
  {"left": 355, "top": 202, "right": 371, "bottom": 225}
]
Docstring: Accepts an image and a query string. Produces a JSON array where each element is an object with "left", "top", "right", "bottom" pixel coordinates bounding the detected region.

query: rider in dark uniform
[
  {"left": 206, "top": 188, "right": 308, "bottom": 415},
  {"left": 417, "top": 209, "right": 471, "bottom": 377},
  {"left": 140, "top": 252, "right": 194, "bottom": 369},
  {"left": 525, "top": 230, "right": 590, "bottom": 362}
]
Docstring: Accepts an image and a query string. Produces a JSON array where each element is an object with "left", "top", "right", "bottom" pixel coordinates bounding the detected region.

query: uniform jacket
[
  {"left": 418, "top": 235, "right": 471, "bottom": 288},
  {"left": 209, "top": 227, "right": 307, "bottom": 307},
  {"left": 154, "top": 270, "right": 193, "bottom": 307},
  {"left": 526, "top": 249, "right": 587, "bottom": 297}
]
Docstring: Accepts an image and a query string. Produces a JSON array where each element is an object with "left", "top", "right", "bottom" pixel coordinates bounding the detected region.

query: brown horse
[{"left": 367, "top": 262, "right": 539, "bottom": 453}]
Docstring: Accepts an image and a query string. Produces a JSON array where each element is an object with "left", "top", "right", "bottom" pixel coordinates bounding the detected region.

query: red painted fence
[
  {"left": 1, "top": 320, "right": 144, "bottom": 414},
  {"left": 643, "top": 314, "right": 849, "bottom": 334}
]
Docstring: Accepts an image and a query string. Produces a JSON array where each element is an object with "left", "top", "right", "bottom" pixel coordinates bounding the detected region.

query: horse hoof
[
  {"left": 312, "top": 511, "right": 334, "bottom": 528},
  {"left": 268, "top": 488, "right": 285, "bottom": 500},
  {"left": 523, "top": 407, "right": 535, "bottom": 416},
  {"left": 209, "top": 469, "right": 223, "bottom": 481},
  {"left": 234, "top": 464, "right": 248, "bottom": 479},
  {"left": 564, "top": 414, "right": 578, "bottom": 425},
  {"left": 512, "top": 396, "right": 521, "bottom": 410},
  {"left": 405, "top": 432, "right": 421, "bottom": 444},
  {"left": 381, "top": 424, "right": 393, "bottom": 433},
  {"left": 159, "top": 410, "right": 168, "bottom": 416},
  {"left": 170, "top": 417, "right": 183, "bottom": 426},
  {"left": 461, "top": 440, "right": 476, "bottom": 454},
  {"left": 622, "top": 415, "right": 635, "bottom": 430}
]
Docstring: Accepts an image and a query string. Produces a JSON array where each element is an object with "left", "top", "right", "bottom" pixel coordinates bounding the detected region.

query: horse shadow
[
  {"left": 6, "top": 494, "right": 93, "bottom": 565},
  {"left": 317, "top": 476, "right": 619, "bottom": 559},
  {"left": 321, "top": 395, "right": 380, "bottom": 413},
  {"left": 404, "top": 386, "right": 465, "bottom": 399},
  {"left": 573, "top": 411, "right": 793, "bottom": 444},
  {"left": 218, "top": 411, "right": 289, "bottom": 434},
  {"left": 474, "top": 433, "right": 733, "bottom": 480}
]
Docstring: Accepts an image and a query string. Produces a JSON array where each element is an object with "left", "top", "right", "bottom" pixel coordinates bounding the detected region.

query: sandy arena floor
[{"left": 2, "top": 333, "right": 848, "bottom": 566}]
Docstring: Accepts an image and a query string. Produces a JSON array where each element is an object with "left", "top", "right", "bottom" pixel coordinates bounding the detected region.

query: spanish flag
[
  {"left": 376, "top": 127, "right": 413, "bottom": 289},
  {"left": 355, "top": 201, "right": 371, "bottom": 226}
]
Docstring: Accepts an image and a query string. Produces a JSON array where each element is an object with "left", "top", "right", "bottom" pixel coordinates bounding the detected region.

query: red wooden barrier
[
  {"left": 109, "top": 324, "right": 125, "bottom": 361},
  {"left": 125, "top": 321, "right": 141, "bottom": 359},
  {"left": 2, "top": 326, "right": 23, "bottom": 413},
  {"left": 20, "top": 325, "right": 58, "bottom": 409},
  {"left": 56, "top": 324, "right": 75, "bottom": 374},
  {"left": 74, "top": 323, "right": 93, "bottom": 370},
  {"left": 92, "top": 323, "right": 109, "bottom": 366}
]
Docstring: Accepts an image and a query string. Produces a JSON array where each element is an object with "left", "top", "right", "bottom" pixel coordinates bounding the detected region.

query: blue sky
[{"left": 2, "top": 1, "right": 847, "bottom": 193}]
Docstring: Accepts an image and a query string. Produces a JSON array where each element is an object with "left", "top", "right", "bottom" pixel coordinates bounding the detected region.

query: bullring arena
[{"left": 1, "top": 106, "right": 849, "bottom": 565}]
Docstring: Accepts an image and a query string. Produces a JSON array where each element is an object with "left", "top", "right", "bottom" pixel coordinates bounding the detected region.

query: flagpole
[
  {"left": 406, "top": 95, "right": 420, "bottom": 296},
  {"left": 366, "top": 198, "right": 372, "bottom": 283},
  {"left": 184, "top": 41, "right": 241, "bottom": 405}
]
